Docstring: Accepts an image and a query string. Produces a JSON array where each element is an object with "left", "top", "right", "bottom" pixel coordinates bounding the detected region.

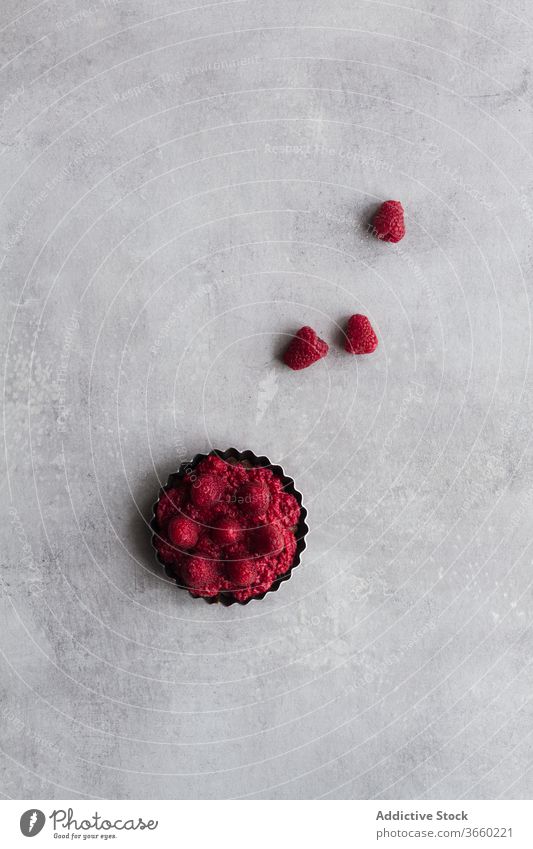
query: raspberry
[
  {"left": 197, "top": 455, "right": 227, "bottom": 475},
  {"left": 233, "top": 580, "right": 272, "bottom": 602},
  {"left": 237, "top": 481, "right": 270, "bottom": 519},
  {"left": 153, "top": 534, "right": 180, "bottom": 564},
  {"left": 181, "top": 556, "right": 220, "bottom": 589},
  {"left": 211, "top": 516, "right": 242, "bottom": 547},
  {"left": 283, "top": 326, "right": 329, "bottom": 370},
  {"left": 283, "top": 528, "right": 297, "bottom": 562},
  {"left": 277, "top": 492, "right": 300, "bottom": 527},
  {"left": 155, "top": 487, "right": 184, "bottom": 527},
  {"left": 345, "top": 314, "right": 378, "bottom": 354},
  {"left": 167, "top": 516, "right": 199, "bottom": 549},
  {"left": 371, "top": 200, "right": 405, "bottom": 243},
  {"left": 225, "top": 541, "right": 250, "bottom": 560},
  {"left": 249, "top": 522, "right": 285, "bottom": 555},
  {"left": 225, "top": 559, "right": 256, "bottom": 588},
  {"left": 190, "top": 474, "right": 224, "bottom": 508},
  {"left": 194, "top": 534, "right": 222, "bottom": 559}
]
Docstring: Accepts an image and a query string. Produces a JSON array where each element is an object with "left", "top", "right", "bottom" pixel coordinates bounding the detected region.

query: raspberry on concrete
[
  {"left": 283, "top": 325, "right": 329, "bottom": 370},
  {"left": 345, "top": 314, "right": 378, "bottom": 355},
  {"left": 371, "top": 200, "right": 405, "bottom": 243}
]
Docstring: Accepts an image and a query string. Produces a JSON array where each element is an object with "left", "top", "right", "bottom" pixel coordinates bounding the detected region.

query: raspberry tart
[{"left": 151, "top": 449, "right": 308, "bottom": 605}]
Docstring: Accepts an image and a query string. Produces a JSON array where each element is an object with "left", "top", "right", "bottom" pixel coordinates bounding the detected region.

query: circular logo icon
[{"left": 20, "top": 810, "right": 45, "bottom": 837}]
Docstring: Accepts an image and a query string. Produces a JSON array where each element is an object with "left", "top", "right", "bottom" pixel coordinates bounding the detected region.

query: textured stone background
[{"left": 1, "top": 0, "right": 532, "bottom": 800}]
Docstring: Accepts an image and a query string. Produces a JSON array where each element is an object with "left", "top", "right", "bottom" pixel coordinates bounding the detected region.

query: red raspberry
[
  {"left": 283, "top": 528, "right": 297, "bottom": 562},
  {"left": 194, "top": 534, "right": 222, "bottom": 559},
  {"left": 155, "top": 487, "right": 184, "bottom": 526},
  {"left": 345, "top": 314, "right": 378, "bottom": 354},
  {"left": 197, "top": 455, "right": 227, "bottom": 475},
  {"left": 283, "top": 326, "right": 329, "bottom": 370},
  {"left": 153, "top": 534, "right": 180, "bottom": 564},
  {"left": 371, "top": 200, "right": 405, "bottom": 243},
  {"left": 211, "top": 516, "right": 242, "bottom": 547},
  {"left": 233, "top": 579, "right": 273, "bottom": 602},
  {"left": 225, "top": 559, "right": 256, "bottom": 587},
  {"left": 249, "top": 522, "right": 285, "bottom": 556},
  {"left": 181, "top": 556, "right": 220, "bottom": 589},
  {"left": 190, "top": 474, "right": 224, "bottom": 508},
  {"left": 237, "top": 481, "right": 270, "bottom": 519},
  {"left": 277, "top": 492, "right": 300, "bottom": 527},
  {"left": 167, "top": 516, "right": 199, "bottom": 549},
  {"left": 225, "top": 541, "right": 250, "bottom": 560}
]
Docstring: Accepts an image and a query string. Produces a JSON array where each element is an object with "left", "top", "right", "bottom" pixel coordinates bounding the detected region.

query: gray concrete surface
[{"left": 1, "top": 0, "right": 533, "bottom": 800}]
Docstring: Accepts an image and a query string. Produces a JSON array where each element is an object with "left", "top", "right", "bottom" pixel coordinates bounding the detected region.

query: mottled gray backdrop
[{"left": 1, "top": 0, "right": 532, "bottom": 799}]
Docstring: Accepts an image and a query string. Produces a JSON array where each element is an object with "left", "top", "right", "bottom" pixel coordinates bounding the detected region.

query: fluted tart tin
[{"left": 150, "top": 448, "right": 308, "bottom": 606}]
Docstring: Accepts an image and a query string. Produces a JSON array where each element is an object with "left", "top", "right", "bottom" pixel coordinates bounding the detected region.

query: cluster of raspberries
[
  {"left": 283, "top": 200, "right": 404, "bottom": 370},
  {"left": 153, "top": 454, "right": 300, "bottom": 602}
]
